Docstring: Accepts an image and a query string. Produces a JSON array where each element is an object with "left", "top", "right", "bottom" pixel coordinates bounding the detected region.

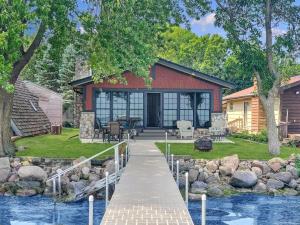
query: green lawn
[
  {"left": 155, "top": 137, "right": 300, "bottom": 160},
  {"left": 15, "top": 128, "right": 114, "bottom": 159}
]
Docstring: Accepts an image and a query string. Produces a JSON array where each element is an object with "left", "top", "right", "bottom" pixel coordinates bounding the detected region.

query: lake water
[{"left": 0, "top": 194, "right": 300, "bottom": 225}]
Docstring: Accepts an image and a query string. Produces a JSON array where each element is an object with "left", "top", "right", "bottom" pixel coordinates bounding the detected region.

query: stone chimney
[{"left": 74, "top": 59, "right": 91, "bottom": 80}]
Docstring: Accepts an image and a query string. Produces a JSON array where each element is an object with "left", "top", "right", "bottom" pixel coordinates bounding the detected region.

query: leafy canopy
[
  {"left": 214, "top": 0, "right": 300, "bottom": 96},
  {"left": 1, "top": 0, "right": 211, "bottom": 93}
]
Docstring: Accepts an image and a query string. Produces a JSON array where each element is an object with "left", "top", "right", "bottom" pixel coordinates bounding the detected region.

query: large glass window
[
  {"left": 129, "top": 92, "right": 144, "bottom": 126},
  {"left": 112, "top": 92, "right": 127, "bottom": 120},
  {"left": 163, "top": 93, "right": 178, "bottom": 127},
  {"left": 95, "top": 92, "right": 110, "bottom": 125},
  {"left": 195, "top": 93, "right": 211, "bottom": 127},
  {"left": 180, "top": 93, "right": 194, "bottom": 123}
]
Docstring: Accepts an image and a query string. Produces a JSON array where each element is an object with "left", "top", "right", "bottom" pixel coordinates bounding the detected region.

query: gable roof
[
  {"left": 223, "top": 75, "right": 300, "bottom": 101},
  {"left": 11, "top": 80, "right": 51, "bottom": 137},
  {"left": 69, "top": 58, "right": 234, "bottom": 89}
]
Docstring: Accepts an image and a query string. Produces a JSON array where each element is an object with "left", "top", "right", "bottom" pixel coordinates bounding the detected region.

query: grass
[
  {"left": 155, "top": 137, "right": 300, "bottom": 160},
  {"left": 15, "top": 128, "right": 114, "bottom": 159}
]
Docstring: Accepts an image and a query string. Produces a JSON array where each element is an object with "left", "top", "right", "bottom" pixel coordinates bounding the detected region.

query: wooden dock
[{"left": 100, "top": 140, "right": 194, "bottom": 225}]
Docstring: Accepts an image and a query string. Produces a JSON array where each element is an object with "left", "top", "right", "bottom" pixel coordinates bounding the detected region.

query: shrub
[
  {"left": 231, "top": 130, "right": 268, "bottom": 143},
  {"left": 63, "top": 121, "right": 74, "bottom": 128}
]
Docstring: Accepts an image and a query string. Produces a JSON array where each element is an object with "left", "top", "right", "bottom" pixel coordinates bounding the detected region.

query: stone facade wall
[
  {"left": 79, "top": 112, "right": 95, "bottom": 139},
  {"left": 211, "top": 112, "right": 227, "bottom": 130},
  {"left": 73, "top": 92, "right": 83, "bottom": 128}
]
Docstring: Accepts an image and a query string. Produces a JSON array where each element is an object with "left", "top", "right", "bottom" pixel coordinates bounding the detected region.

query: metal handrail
[{"left": 47, "top": 141, "right": 126, "bottom": 182}]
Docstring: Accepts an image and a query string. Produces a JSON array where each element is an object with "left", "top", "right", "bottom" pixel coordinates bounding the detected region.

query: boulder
[
  {"left": 66, "top": 180, "right": 88, "bottom": 196},
  {"left": 230, "top": 171, "right": 257, "bottom": 188},
  {"left": 268, "top": 158, "right": 285, "bottom": 172},
  {"left": 219, "top": 166, "right": 233, "bottom": 176},
  {"left": 205, "top": 174, "right": 220, "bottom": 184},
  {"left": 31, "top": 157, "right": 42, "bottom": 166},
  {"left": 207, "top": 186, "right": 223, "bottom": 197},
  {"left": 288, "top": 179, "right": 298, "bottom": 189},
  {"left": 73, "top": 156, "right": 91, "bottom": 169},
  {"left": 0, "top": 157, "right": 11, "bottom": 182},
  {"left": 220, "top": 155, "right": 239, "bottom": 175},
  {"left": 252, "top": 161, "right": 270, "bottom": 174},
  {"left": 197, "top": 172, "right": 206, "bottom": 182},
  {"left": 253, "top": 182, "right": 267, "bottom": 193},
  {"left": 188, "top": 169, "right": 199, "bottom": 183},
  {"left": 272, "top": 172, "right": 292, "bottom": 184},
  {"left": 18, "top": 166, "right": 47, "bottom": 181},
  {"left": 8, "top": 174, "right": 19, "bottom": 182},
  {"left": 188, "top": 193, "right": 204, "bottom": 200},
  {"left": 16, "top": 189, "right": 37, "bottom": 197},
  {"left": 282, "top": 188, "right": 298, "bottom": 196},
  {"left": 266, "top": 178, "right": 284, "bottom": 190},
  {"left": 238, "top": 161, "right": 251, "bottom": 171},
  {"left": 70, "top": 174, "right": 80, "bottom": 182},
  {"left": 103, "top": 160, "right": 115, "bottom": 174},
  {"left": 206, "top": 161, "right": 218, "bottom": 173},
  {"left": 81, "top": 167, "right": 90, "bottom": 179},
  {"left": 286, "top": 165, "right": 299, "bottom": 179},
  {"left": 251, "top": 167, "right": 262, "bottom": 178},
  {"left": 190, "top": 181, "right": 207, "bottom": 194}
]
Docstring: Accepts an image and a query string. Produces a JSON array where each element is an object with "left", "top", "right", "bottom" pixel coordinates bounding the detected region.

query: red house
[{"left": 70, "top": 59, "right": 233, "bottom": 139}]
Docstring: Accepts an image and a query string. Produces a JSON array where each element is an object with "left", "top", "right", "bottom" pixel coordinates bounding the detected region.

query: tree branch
[
  {"left": 11, "top": 22, "right": 46, "bottom": 84},
  {"left": 253, "top": 68, "right": 267, "bottom": 103}
]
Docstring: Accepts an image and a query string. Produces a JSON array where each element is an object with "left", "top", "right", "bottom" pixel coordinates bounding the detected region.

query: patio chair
[
  {"left": 107, "top": 122, "right": 123, "bottom": 143},
  {"left": 176, "top": 120, "right": 194, "bottom": 139},
  {"left": 93, "top": 118, "right": 102, "bottom": 141}
]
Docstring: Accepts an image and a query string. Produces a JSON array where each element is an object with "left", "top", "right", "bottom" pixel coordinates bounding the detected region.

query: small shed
[
  {"left": 11, "top": 80, "right": 51, "bottom": 137},
  {"left": 23, "top": 80, "right": 63, "bottom": 126}
]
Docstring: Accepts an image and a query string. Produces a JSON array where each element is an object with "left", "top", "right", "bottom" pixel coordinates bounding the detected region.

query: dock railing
[
  {"left": 47, "top": 134, "right": 130, "bottom": 199},
  {"left": 165, "top": 132, "right": 206, "bottom": 225}
]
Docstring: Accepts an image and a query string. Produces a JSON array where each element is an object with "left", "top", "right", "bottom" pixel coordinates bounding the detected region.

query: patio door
[{"left": 147, "top": 93, "right": 161, "bottom": 127}]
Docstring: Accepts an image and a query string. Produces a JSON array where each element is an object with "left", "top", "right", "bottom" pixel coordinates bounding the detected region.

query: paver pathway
[{"left": 100, "top": 140, "right": 194, "bottom": 225}]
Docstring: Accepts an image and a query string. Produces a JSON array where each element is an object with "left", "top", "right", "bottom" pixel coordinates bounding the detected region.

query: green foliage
[
  {"left": 296, "top": 154, "right": 300, "bottom": 176},
  {"left": 158, "top": 26, "right": 253, "bottom": 93},
  {"left": 231, "top": 130, "right": 268, "bottom": 143},
  {"left": 215, "top": 0, "right": 300, "bottom": 96}
]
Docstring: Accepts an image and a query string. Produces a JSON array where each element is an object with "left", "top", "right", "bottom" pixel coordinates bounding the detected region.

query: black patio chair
[{"left": 107, "top": 122, "right": 123, "bottom": 143}]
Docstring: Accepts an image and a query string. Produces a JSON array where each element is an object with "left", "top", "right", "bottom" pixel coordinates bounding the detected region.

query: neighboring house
[
  {"left": 70, "top": 58, "right": 234, "bottom": 140},
  {"left": 223, "top": 76, "right": 300, "bottom": 134},
  {"left": 11, "top": 80, "right": 51, "bottom": 137},
  {"left": 23, "top": 80, "right": 63, "bottom": 126}
]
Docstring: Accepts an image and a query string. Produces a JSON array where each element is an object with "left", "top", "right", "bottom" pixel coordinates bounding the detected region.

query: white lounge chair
[{"left": 176, "top": 120, "right": 194, "bottom": 139}]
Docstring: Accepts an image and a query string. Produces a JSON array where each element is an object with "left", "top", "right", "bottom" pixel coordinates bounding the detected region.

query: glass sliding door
[
  {"left": 195, "top": 93, "right": 211, "bottom": 127},
  {"left": 112, "top": 92, "right": 127, "bottom": 120},
  {"left": 179, "top": 93, "right": 194, "bottom": 124},
  {"left": 95, "top": 92, "right": 111, "bottom": 125},
  {"left": 129, "top": 92, "right": 144, "bottom": 126},
  {"left": 163, "top": 93, "right": 178, "bottom": 127}
]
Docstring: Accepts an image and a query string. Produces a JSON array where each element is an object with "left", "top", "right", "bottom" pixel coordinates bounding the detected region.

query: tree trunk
[
  {"left": 0, "top": 87, "right": 15, "bottom": 157},
  {"left": 260, "top": 93, "right": 281, "bottom": 155}
]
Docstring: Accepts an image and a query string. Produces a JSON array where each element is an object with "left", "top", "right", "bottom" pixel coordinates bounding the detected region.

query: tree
[
  {"left": 214, "top": 0, "right": 300, "bottom": 155},
  {"left": 159, "top": 26, "right": 251, "bottom": 92},
  {"left": 0, "top": 0, "right": 209, "bottom": 156},
  {"left": 58, "top": 43, "right": 77, "bottom": 110}
]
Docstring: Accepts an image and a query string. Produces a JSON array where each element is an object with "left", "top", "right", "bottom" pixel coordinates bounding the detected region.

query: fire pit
[{"left": 194, "top": 137, "right": 213, "bottom": 152}]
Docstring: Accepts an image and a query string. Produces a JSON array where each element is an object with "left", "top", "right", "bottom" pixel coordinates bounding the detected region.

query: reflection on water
[
  {"left": 1, "top": 194, "right": 300, "bottom": 225},
  {"left": 188, "top": 193, "right": 300, "bottom": 225},
  {"left": 0, "top": 196, "right": 105, "bottom": 225}
]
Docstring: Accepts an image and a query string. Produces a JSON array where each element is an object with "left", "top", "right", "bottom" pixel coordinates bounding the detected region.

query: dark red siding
[
  {"left": 280, "top": 85, "right": 300, "bottom": 134},
  {"left": 84, "top": 64, "right": 222, "bottom": 112}
]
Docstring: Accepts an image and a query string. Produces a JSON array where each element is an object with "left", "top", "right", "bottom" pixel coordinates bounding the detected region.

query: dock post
[
  {"left": 88, "top": 195, "right": 94, "bottom": 225},
  {"left": 121, "top": 154, "right": 124, "bottom": 169},
  {"left": 127, "top": 133, "right": 130, "bottom": 156},
  {"left": 125, "top": 146, "right": 128, "bottom": 165},
  {"left": 114, "top": 146, "right": 119, "bottom": 172},
  {"left": 105, "top": 172, "right": 109, "bottom": 209},
  {"left": 165, "top": 132, "right": 168, "bottom": 159},
  {"left": 52, "top": 178, "right": 56, "bottom": 196},
  {"left": 171, "top": 154, "right": 174, "bottom": 174},
  {"left": 176, "top": 160, "right": 179, "bottom": 187},
  {"left": 58, "top": 175, "right": 61, "bottom": 197},
  {"left": 115, "top": 160, "right": 118, "bottom": 186},
  {"left": 201, "top": 194, "right": 206, "bottom": 225},
  {"left": 167, "top": 144, "right": 171, "bottom": 165},
  {"left": 185, "top": 172, "right": 188, "bottom": 206}
]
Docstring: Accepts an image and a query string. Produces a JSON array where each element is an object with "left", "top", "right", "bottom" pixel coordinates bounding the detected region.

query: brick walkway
[{"left": 100, "top": 141, "right": 194, "bottom": 225}]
